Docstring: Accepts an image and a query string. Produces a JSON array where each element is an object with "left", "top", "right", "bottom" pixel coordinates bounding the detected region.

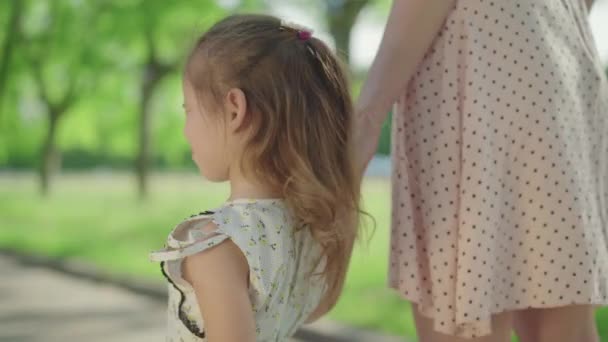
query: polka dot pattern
[{"left": 388, "top": 0, "right": 608, "bottom": 338}]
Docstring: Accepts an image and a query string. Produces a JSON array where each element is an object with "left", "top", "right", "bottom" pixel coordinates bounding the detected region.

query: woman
[{"left": 355, "top": 1, "right": 607, "bottom": 341}]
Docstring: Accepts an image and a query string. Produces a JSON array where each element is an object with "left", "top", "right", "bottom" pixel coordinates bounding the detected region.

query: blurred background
[{"left": 0, "top": 0, "right": 607, "bottom": 341}]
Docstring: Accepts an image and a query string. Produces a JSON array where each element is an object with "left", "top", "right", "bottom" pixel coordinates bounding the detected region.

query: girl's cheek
[
  {"left": 184, "top": 114, "right": 197, "bottom": 145},
  {"left": 183, "top": 122, "right": 191, "bottom": 146}
]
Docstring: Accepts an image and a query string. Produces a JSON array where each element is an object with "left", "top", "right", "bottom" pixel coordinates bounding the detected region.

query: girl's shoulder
[
  {"left": 211, "top": 198, "right": 293, "bottom": 233},
  {"left": 157, "top": 198, "right": 293, "bottom": 247},
  {"left": 149, "top": 198, "right": 295, "bottom": 295}
]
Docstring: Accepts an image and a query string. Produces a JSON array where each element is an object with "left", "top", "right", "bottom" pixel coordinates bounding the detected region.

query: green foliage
[
  {"left": 377, "top": 112, "right": 391, "bottom": 155},
  {"left": 0, "top": 0, "right": 396, "bottom": 171},
  {"left": 0, "top": 0, "right": 233, "bottom": 170}
]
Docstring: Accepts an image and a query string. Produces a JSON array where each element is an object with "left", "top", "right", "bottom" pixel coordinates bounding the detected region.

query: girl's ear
[{"left": 224, "top": 88, "right": 248, "bottom": 133}]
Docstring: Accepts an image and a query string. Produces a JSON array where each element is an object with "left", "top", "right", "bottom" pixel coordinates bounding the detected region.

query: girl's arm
[
  {"left": 354, "top": 0, "right": 455, "bottom": 172},
  {"left": 183, "top": 222, "right": 255, "bottom": 342}
]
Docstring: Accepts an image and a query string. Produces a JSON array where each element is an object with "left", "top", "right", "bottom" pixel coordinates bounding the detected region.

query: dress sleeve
[
  {"left": 149, "top": 213, "right": 230, "bottom": 289},
  {"left": 149, "top": 206, "right": 280, "bottom": 298}
]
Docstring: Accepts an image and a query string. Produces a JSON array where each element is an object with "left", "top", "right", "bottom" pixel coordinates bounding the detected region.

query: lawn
[
  {"left": 0, "top": 172, "right": 415, "bottom": 337},
  {"left": 1, "top": 172, "right": 607, "bottom": 341}
]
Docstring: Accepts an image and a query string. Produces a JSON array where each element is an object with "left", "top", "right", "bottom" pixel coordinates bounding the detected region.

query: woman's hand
[{"left": 353, "top": 0, "right": 455, "bottom": 179}]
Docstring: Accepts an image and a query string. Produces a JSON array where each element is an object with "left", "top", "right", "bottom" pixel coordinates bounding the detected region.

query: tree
[
  {"left": 136, "top": 4, "right": 177, "bottom": 199},
  {"left": 18, "top": 0, "right": 100, "bottom": 195},
  {"left": 324, "top": 0, "right": 369, "bottom": 63},
  {"left": 103, "top": 0, "right": 228, "bottom": 199},
  {"left": 0, "top": 0, "right": 23, "bottom": 120}
]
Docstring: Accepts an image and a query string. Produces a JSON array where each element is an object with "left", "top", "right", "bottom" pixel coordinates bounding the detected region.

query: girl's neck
[{"left": 228, "top": 168, "right": 282, "bottom": 201}]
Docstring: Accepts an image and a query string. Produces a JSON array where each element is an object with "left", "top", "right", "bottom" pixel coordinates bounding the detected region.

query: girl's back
[{"left": 150, "top": 199, "right": 324, "bottom": 341}]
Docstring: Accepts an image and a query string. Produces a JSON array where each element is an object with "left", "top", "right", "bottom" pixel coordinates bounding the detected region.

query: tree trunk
[
  {"left": 136, "top": 61, "right": 166, "bottom": 200},
  {"left": 330, "top": 20, "right": 352, "bottom": 63},
  {"left": 0, "top": 0, "right": 23, "bottom": 119},
  {"left": 33, "top": 78, "right": 74, "bottom": 196},
  {"left": 40, "top": 113, "right": 61, "bottom": 196},
  {"left": 326, "top": 0, "right": 369, "bottom": 64}
]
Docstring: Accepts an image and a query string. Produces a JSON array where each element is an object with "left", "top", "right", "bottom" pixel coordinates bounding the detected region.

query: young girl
[{"left": 149, "top": 14, "right": 360, "bottom": 342}]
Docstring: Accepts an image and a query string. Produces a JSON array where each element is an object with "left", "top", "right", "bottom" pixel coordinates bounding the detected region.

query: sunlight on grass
[
  {"left": 0, "top": 172, "right": 413, "bottom": 336},
  {"left": 1, "top": 172, "right": 607, "bottom": 340}
]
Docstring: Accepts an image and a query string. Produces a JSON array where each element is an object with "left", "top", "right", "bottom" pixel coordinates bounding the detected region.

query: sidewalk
[
  {"left": 0, "top": 251, "right": 405, "bottom": 342},
  {"left": 0, "top": 254, "right": 167, "bottom": 342}
]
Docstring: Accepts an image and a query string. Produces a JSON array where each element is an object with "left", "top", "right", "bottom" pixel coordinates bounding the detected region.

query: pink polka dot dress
[{"left": 388, "top": 0, "right": 608, "bottom": 338}]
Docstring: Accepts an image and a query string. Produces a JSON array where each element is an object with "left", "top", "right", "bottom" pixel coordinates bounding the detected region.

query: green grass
[
  {"left": 0, "top": 172, "right": 232, "bottom": 277},
  {"left": 0, "top": 172, "right": 607, "bottom": 341},
  {"left": 0, "top": 172, "right": 413, "bottom": 337}
]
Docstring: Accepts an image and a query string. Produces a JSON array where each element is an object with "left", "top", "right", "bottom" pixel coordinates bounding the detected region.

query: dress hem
[{"left": 388, "top": 281, "right": 608, "bottom": 338}]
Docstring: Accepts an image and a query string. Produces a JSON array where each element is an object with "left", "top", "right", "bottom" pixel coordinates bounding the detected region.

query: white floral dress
[{"left": 149, "top": 199, "right": 325, "bottom": 341}]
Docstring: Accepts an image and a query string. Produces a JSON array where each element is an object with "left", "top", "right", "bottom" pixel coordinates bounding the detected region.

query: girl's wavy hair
[{"left": 185, "top": 14, "right": 362, "bottom": 317}]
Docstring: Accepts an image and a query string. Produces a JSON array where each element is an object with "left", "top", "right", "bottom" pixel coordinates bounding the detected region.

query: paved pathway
[
  {"left": 0, "top": 251, "right": 403, "bottom": 342},
  {"left": 0, "top": 255, "right": 168, "bottom": 342}
]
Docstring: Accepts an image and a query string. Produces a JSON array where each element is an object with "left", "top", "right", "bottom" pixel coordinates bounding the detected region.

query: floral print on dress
[{"left": 149, "top": 199, "right": 325, "bottom": 341}]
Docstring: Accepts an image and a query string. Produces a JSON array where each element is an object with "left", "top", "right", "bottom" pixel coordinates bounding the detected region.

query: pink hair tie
[
  {"left": 280, "top": 20, "right": 314, "bottom": 41},
  {"left": 297, "top": 30, "right": 312, "bottom": 41}
]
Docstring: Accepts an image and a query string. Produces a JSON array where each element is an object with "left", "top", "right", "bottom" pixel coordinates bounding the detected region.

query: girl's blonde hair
[{"left": 185, "top": 14, "right": 361, "bottom": 317}]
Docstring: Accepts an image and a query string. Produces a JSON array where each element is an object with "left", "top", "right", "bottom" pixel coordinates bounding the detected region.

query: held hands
[{"left": 352, "top": 111, "right": 385, "bottom": 181}]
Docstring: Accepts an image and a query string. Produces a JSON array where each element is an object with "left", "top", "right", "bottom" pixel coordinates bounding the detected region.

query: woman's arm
[
  {"left": 183, "top": 222, "right": 255, "bottom": 342},
  {"left": 354, "top": 0, "right": 455, "bottom": 172},
  {"left": 357, "top": 0, "right": 455, "bottom": 119}
]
